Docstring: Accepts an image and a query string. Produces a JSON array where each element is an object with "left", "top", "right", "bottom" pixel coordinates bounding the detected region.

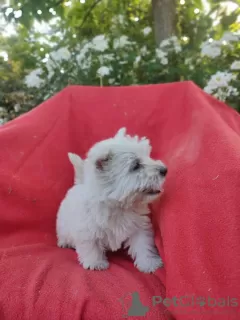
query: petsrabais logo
[{"left": 119, "top": 292, "right": 238, "bottom": 317}]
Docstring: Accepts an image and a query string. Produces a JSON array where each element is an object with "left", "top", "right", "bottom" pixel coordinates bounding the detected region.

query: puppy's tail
[{"left": 68, "top": 153, "right": 84, "bottom": 184}]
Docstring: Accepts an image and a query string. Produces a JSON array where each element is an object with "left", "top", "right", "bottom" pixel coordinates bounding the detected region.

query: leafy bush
[
  {"left": 0, "top": 1, "right": 240, "bottom": 124},
  {"left": 21, "top": 30, "right": 240, "bottom": 114}
]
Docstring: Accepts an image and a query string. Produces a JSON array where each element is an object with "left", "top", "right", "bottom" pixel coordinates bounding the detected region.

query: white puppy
[{"left": 56, "top": 128, "right": 167, "bottom": 273}]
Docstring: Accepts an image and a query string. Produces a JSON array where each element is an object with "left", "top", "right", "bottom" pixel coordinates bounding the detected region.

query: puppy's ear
[
  {"left": 96, "top": 152, "right": 113, "bottom": 170},
  {"left": 68, "top": 153, "right": 84, "bottom": 184}
]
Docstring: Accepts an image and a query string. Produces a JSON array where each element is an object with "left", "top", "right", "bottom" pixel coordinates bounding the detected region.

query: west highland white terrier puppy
[{"left": 56, "top": 128, "right": 168, "bottom": 273}]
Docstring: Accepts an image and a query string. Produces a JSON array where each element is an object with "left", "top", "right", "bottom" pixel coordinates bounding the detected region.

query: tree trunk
[{"left": 152, "top": 0, "right": 177, "bottom": 46}]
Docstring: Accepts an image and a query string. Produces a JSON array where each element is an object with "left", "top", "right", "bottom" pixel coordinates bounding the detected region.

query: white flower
[
  {"left": 221, "top": 32, "right": 239, "bottom": 42},
  {"left": 159, "top": 36, "right": 181, "bottom": 53},
  {"left": 212, "top": 88, "right": 226, "bottom": 101},
  {"left": 97, "top": 66, "right": 111, "bottom": 77},
  {"left": 134, "top": 56, "right": 141, "bottom": 64},
  {"left": 102, "top": 54, "right": 115, "bottom": 62},
  {"left": 204, "top": 85, "right": 213, "bottom": 94},
  {"left": 14, "top": 104, "right": 21, "bottom": 112},
  {"left": 0, "top": 107, "right": 6, "bottom": 113},
  {"left": 161, "top": 57, "right": 168, "bottom": 65},
  {"left": 112, "top": 14, "right": 125, "bottom": 25},
  {"left": 0, "top": 118, "right": 7, "bottom": 125},
  {"left": 231, "top": 61, "right": 240, "bottom": 70},
  {"left": 161, "top": 36, "right": 178, "bottom": 46},
  {"left": 142, "top": 27, "right": 152, "bottom": 36},
  {"left": 201, "top": 41, "right": 221, "bottom": 58},
  {"left": 113, "top": 36, "right": 130, "bottom": 49},
  {"left": 213, "top": 88, "right": 231, "bottom": 101},
  {"left": 204, "top": 71, "right": 237, "bottom": 101},
  {"left": 171, "top": 36, "right": 182, "bottom": 52},
  {"left": 156, "top": 48, "right": 167, "bottom": 59},
  {"left": 160, "top": 38, "right": 171, "bottom": 48},
  {"left": 108, "top": 78, "right": 115, "bottom": 84},
  {"left": 91, "top": 35, "right": 108, "bottom": 52},
  {"left": 79, "top": 56, "right": 91, "bottom": 70},
  {"left": 0, "top": 51, "right": 8, "bottom": 61},
  {"left": 170, "top": 36, "right": 178, "bottom": 42},
  {"left": 117, "top": 15, "right": 124, "bottom": 24},
  {"left": 75, "top": 42, "right": 93, "bottom": 70},
  {"left": 211, "top": 71, "right": 235, "bottom": 88},
  {"left": 50, "top": 47, "right": 71, "bottom": 61},
  {"left": 202, "top": 45, "right": 221, "bottom": 58},
  {"left": 24, "top": 68, "right": 44, "bottom": 88},
  {"left": 33, "top": 20, "right": 52, "bottom": 34},
  {"left": 174, "top": 44, "right": 182, "bottom": 53},
  {"left": 185, "top": 58, "right": 192, "bottom": 65},
  {"left": 227, "top": 86, "right": 238, "bottom": 96},
  {"left": 156, "top": 49, "right": 168, "bottom": 65},
  {"left": 140, "top": 46, "right": 148, "bottom": 56},
  {"left": 76, "top": 42, "right": 91, "bottom": 63}
]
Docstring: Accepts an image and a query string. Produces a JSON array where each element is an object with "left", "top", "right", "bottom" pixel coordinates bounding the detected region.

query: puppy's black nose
[{"left": 159, "top": 166, "right": 168, "bottom": 177}]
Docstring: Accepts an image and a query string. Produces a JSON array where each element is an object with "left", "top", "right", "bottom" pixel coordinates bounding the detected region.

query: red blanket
[{"left": 0, "top": 82, "right": 240, "bottom": 320}]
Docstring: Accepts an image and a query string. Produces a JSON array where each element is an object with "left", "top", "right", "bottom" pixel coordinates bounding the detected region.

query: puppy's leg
[
  {"left": 57, "top": 240, "right": 72, "bottom": 249},
  {"left": 126, "top": 227, "right": 163, "bottom": 273},
  {"left": 57, "top": 234, "right": 73, "bottom": 249},
  {"left": 76, "top": 240, "right": 109, "bottom": 271}
]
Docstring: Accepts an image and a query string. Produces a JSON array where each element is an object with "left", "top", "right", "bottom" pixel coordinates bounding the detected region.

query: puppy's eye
[{"left": 131, "top": 159, "right": 141, "bottom": 171}]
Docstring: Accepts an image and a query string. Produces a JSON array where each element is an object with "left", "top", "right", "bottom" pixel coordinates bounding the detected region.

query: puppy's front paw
[
  {"left": 57, "top": 239, "right": 70, "bottom": 248},
  {"left": 82, "top": 259, "right": 110, "bottom": 271},
  {"left": 135, "top": 255, "right": 163, "bottom": 273}
]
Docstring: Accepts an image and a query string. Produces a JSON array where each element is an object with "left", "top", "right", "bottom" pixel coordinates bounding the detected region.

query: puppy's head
[{"left": 84, "top": 128, "right": 167, "bottom": 205}]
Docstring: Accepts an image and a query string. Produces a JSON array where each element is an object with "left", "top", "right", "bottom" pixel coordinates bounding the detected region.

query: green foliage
[{"left": 0, "top": 0, "right": 240, "bottom": 124}]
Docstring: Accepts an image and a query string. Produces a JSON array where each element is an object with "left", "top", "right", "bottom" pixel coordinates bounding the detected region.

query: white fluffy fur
[{"left": 56, "top": 128, "right": 167, "bottom": 272}]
